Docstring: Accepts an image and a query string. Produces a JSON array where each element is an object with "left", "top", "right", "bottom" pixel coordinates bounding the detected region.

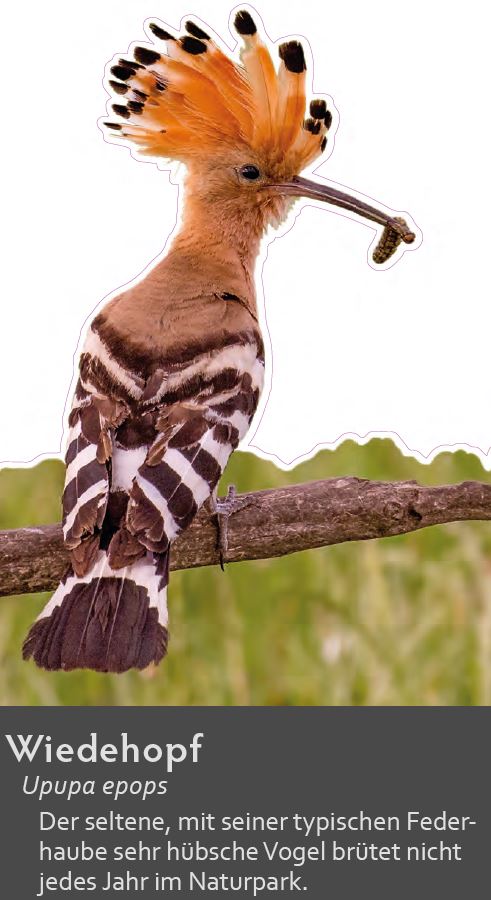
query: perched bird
[{"left": 23, "top": 10, "right": 416, "bottom": 673}]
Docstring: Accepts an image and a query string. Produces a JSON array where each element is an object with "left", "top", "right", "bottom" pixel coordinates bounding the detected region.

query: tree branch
[{"left": 1, "top": 477, "right": 491, "bottom": 598}]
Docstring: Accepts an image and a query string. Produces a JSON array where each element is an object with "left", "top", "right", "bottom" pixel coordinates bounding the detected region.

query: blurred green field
[{"left": 1, "top": 439, "right": 491, "bottom": 706}]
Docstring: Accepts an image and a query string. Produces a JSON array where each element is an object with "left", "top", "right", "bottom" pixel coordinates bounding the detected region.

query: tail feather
[{"left": 23, "top": 552, "right": 168, "bottom": 673}]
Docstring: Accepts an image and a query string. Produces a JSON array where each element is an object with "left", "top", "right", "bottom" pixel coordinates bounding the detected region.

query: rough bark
[{"left": 1, "top": 477, "right": 491, "bottom": 597}]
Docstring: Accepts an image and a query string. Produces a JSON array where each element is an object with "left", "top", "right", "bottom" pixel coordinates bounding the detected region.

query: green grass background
[{"left": 1, "top": 440, "right": 491, "bottom": 706}]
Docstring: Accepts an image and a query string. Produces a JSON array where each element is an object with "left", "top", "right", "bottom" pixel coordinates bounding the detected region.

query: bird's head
[{"left": 104, "top": 10, "right": 416, "bottom": 263}]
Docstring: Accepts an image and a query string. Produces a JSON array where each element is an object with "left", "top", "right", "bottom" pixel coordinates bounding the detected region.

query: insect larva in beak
[{"left": 372, "top": 217, "right": 414, "bottom": 264}]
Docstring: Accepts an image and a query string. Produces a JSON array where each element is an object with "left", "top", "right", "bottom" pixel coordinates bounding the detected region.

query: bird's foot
[{"left": 208, "top": 485, "right": 255, "bottom": 570}]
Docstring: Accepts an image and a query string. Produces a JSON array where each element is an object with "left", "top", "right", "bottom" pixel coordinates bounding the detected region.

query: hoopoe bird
[{"left": 23, "top": 10, "right": 416, "bottom": 673}]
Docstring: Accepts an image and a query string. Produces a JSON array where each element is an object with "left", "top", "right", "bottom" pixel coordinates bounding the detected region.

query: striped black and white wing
[
  {"left": 60, "top": 333, "right": 138, "bottom": 568},
  {"left": 61, "top": 382, "right": 113, "bottom": 573},
  {"left": 125, "top": 361, "right": 264, "bottom": 556}
]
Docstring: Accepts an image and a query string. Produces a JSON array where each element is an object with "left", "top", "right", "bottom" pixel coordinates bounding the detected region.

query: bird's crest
[{"left": 103, "top": 10, "right": 330, "bottom": 171}]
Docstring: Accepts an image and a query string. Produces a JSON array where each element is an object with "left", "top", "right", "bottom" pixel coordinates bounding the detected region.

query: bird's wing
[
  {"left": 125, "top": 404, "right": 238, "bottom": 555},
  {"left": 61, "top": 375, "right": 129, "bottom": 575},
  {"left": 113, "top": 365, "right": 263, "bottom": 562}
]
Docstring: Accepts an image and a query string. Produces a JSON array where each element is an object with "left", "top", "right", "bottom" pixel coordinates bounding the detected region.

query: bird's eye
[{"left": 239, "top": 164, "right": 261, "bottom": 180}]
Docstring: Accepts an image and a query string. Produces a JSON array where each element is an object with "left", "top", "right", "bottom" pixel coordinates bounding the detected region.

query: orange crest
[{"left": 103, "top": 11, "right": 331, "bottom": 174}]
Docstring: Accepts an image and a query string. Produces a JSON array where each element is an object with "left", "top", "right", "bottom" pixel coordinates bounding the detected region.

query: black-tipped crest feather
[
  {"left": 109, "top": 80, "right": 128, "bottom": 95},
  {"left": 112, "top": 103, "right": 130, "bottom": 119},
  {"left": 149, "top": 23, "right": 175, "bottom": 41},
  {"left": 234, "top": 10, "right": 257, "bottom": 35},
  {"left": 127, "top": 100, "right": 144, "bottom": 114},
  {"left": 185, "top": 20, "right": 210, "bottom": 40},
  {"left": 180, "top": 35, "right": 207, "bottom": 54},
  {"left": 279, "top": 40, "right": 306, "bottom": 74},
  {"left": 134, "top": 46, "right": 161, "bottom": 65},
  {"left": 110, "top": 65, "right": 133, "bottom": 82},
  {"left": 310, "top": 99, "right": 327, "bottom": 119},
  {"left": 119, "top": 58, "right": 143, "bottom": 71}
]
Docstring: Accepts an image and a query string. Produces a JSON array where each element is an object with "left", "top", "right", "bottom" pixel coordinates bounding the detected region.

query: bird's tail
[{"left": 22, "top": 550, "right": 169, "bottom": 673}]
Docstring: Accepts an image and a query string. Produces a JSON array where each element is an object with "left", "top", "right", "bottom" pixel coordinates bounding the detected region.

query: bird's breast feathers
[{"left": 82, "top": 294, "right": 265, "bottom": 407}]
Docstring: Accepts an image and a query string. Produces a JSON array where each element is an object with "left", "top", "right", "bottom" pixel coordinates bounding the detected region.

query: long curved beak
[{"left": 271, "top": 175, "right": 416, "bottom": 264}]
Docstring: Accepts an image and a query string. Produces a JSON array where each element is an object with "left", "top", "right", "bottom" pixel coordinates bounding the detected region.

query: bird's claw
[{"left": 209, "top": 485, "right": 255, "bottom": 570}]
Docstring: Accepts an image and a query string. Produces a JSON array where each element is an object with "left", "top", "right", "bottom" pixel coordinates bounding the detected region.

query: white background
[{"left": 1, "top": 0, "right": 489, "bottom": 469}]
